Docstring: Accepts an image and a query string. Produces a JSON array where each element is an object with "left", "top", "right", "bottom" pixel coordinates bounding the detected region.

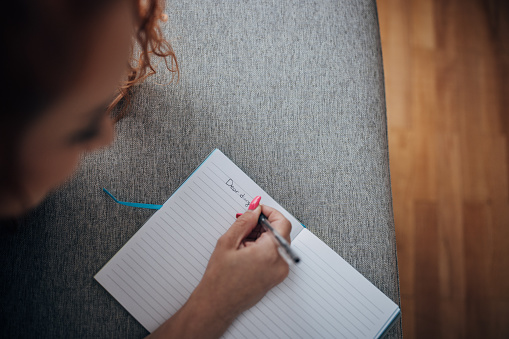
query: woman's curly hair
[
  {"left": 111, "top": 0, "right": 178, "bottom": 120},
  {"left": 1, "top": 0, "right": 177, "bottom": 120}
]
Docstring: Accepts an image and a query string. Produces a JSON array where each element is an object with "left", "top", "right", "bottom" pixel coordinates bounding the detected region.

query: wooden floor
[{"left": 377, "top": 0, "right": 509, "bottom": 337}]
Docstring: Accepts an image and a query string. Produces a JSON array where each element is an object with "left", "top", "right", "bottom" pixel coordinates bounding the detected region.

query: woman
[{"left": 0, "top": 0, "right": 291, "bottom": 337}]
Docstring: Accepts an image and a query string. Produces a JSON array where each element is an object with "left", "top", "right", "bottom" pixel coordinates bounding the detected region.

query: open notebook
[{"left": 95, "top": 149, "right": 400, "bottom": 338}]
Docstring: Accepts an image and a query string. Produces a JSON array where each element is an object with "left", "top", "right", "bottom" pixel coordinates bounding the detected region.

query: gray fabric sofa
[{"left": 0, "top": 0, "right": 402, "bottom": 337}]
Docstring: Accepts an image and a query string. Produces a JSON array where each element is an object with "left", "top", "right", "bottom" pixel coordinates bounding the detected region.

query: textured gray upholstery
[{"left": 0, "top": 0, "right": 402, "bottom": 337}]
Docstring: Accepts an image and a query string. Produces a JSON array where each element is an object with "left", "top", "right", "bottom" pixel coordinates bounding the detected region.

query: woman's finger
[
  {"left": 260, "top": 205, "right": 292, "bottom": 243},
  {"left": 220, "top": 206, "right": 261, "bottom": 249}
]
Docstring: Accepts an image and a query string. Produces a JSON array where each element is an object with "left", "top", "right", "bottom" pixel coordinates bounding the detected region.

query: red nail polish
[
  {"left": 248, "top": 196, "right": 261, "bottom": 210},
  {"left": 236, "top": 213, "right": 243, "bottom": 218}
]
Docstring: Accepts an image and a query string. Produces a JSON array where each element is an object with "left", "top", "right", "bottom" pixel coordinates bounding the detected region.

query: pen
[{"left": 258, "top": 213, "right": 301, "bottom": 264}]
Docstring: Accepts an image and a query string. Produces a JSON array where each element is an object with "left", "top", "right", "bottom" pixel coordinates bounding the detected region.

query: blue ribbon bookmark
[{"left": 102, "top": 188, "right": 163, "bottom": 210}]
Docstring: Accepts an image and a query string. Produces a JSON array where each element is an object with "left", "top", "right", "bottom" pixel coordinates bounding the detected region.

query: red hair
[{"left": 110, "top": 0, "right": 178, "bottom": 120}]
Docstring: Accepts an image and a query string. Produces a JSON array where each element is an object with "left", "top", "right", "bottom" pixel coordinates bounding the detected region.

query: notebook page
[
  {"left": 95, "top": 149, "right": 304, "bottom": 332},
  {"left": 224, "top": 229, "right": 400, "bottom": 339}
]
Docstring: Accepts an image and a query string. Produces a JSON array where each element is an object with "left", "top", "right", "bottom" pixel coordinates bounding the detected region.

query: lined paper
[
  {"left": 95, "top": 149, "right": 400, "bottom": 338},
  {"left": 226, "top": 229, "right": 400, "bottom": 339}
]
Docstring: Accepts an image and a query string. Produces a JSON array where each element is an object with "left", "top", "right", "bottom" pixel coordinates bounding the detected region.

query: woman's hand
[
  {"left": 194, "top": 202, "right": 292, "bottom": 319},
  {"left": 148, "top": 199, "right": 292, "bottom": 339}
]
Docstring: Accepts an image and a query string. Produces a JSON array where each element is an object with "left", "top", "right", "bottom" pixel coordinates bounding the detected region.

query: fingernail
[
  {"left": 248, "top": 196, "right": 261, "bottom": 210},
  {"left": 236, "top": 213, "right": 243, "bottom": 218}
]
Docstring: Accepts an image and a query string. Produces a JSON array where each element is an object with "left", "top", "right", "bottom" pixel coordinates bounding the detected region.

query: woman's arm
[{"left": 147, "top": 203, "right": 292, "bottom": 339}]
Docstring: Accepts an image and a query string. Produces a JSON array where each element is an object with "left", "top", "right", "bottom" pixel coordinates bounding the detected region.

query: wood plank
[
  {"left": 414, "top": 201, "right": 439, "bottom": 338},
  {"left": 409, "top": 0, "right": 435, "bottom": 50},
  {"left": 409, "top": 131, "right": 437, "bottom": 201},
  {"left": 497, "top": 55, "right": 509, "bottom": 199},
  {"left": 458, "top": 53, "right": 490, "bottom": 202},
  {"left": 483, "top": 136, "right": 509, "bottom": 201},
  {"left": 436, "top": 134, "right": 465, "bottom": 299},
  {"left": 463, "top": 202, "right": 492, "bottom": 338},
  {"left": 488, "top": 200, "right": 509, "bottom": 298},
  {"left": 489, "top": 300, "right": 509, "bottom": 337},
  {"left": 439, "top": 299, "right": 466, "bottom": 338},
  {"left": 479, "top": 53, "right": 503, "bottom": 136}
]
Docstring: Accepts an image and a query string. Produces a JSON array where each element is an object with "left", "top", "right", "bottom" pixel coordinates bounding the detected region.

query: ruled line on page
[
  {"left": 298, "top": 239, "right": 384, "bottom": 316},
  {"left": 144, "top": 231, "right": 202, "bottom": 283},
  {"left": 182, "top": 190, "right": 230, "bottom": 229},
  {"left": 196, "top": 175, "right": 241, "bottom": 214},
  {"left": 115, "top": 263, "right": 169, "bottom": 319},
  {"left": 120, "top": 258, "right": 174, "bottom": 312},
  {"left": 269, "top": 274, "right": 358, "bottom": 338},
  {"left": 251, "top": 303, "right": 302, "bottom": 339},
  {"left": 133, "top": 243, "right": 192, "bottom": 298},
  {"left": 293, "top": 259, "right": 374, "bottom": 328},
  {"left": 125, "top": 251, "right": 180, "bottom": 311},
  {"left": 288, "top": 244, "right": 378, "bottom": 326},
  {"left": 158, "top": 217, "right": 212, "bottom": 259},
  {"left": 151, "top": 223, "right": 206, "bottom": 269},
  {"left": 138, "top": 230, "right": 203, "bottom": 290},
  {"left": 268, "top": 283, "right": 336, "bottom": 338},
  {"left": 104, "top": 272, "right": 162, "bottom": 327},
  {"left": 283, "top": 262, "right": 368, "bottom": 336},
  {"left": 107, "top": 269, "right": 165, "bottom": 326},
  {"left": 252, "top": 269, "right": 352, "bottom": 338},
  {"left": 202, "top": 168, "right": 251, "bottom": 209},
  {"left": 153, "top": 222, "right": 207, "bottom": 271},
  {"left": 172, "top": 200, "right": 221, "bottom": 240},
  {"left": 164, "top": 206, "right": 216, "bottom": 248},
  {"left": 187, "top": 185, "right": 232, "bottom": 225},
  {"left": 210, "top": 161, "right": 254, "bottom": 200},
  {"left": 178, "top": 190, "right": 228, "bottom": 235},
  {"left": 259, "top": 288, "right": 315, "bottom": 338}
]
